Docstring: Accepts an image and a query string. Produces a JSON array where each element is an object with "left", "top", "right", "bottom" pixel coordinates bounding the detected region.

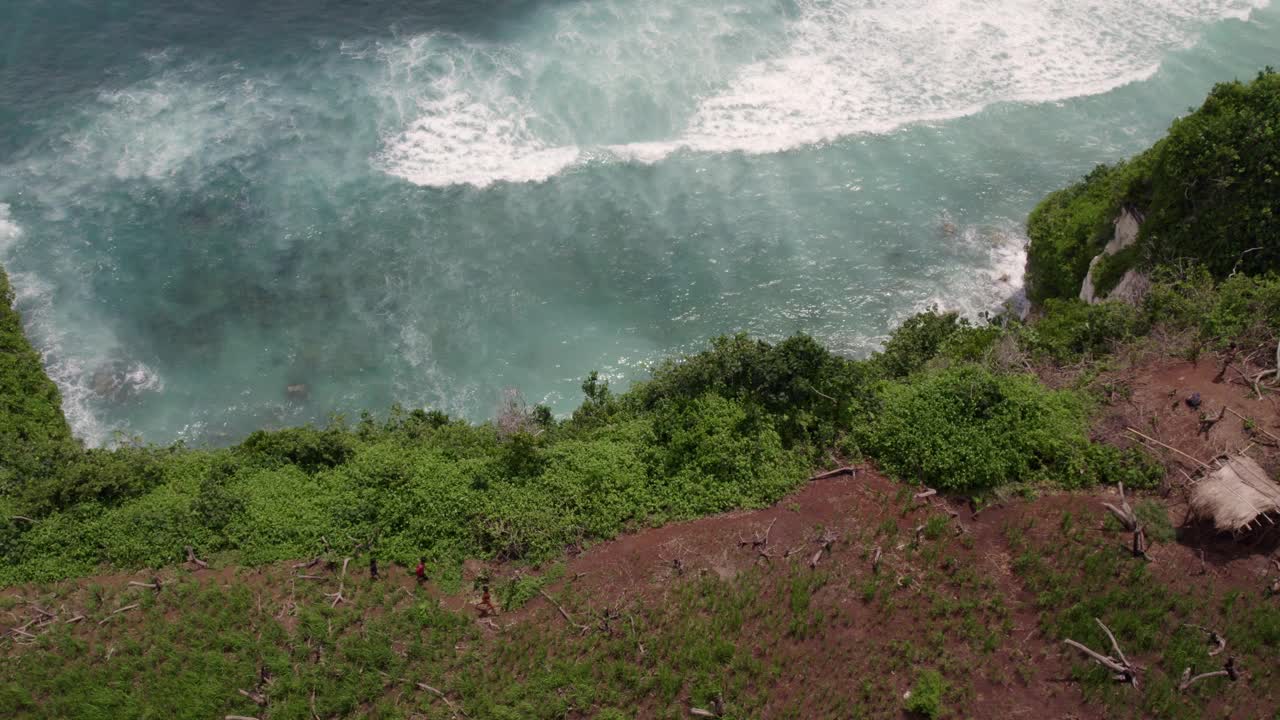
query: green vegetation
[
  {"left": 1010, "top": 514, "right": 1279, "bottom": 720},
  {"left": 0, "top": 501, "right": 1014, "bottom": 720},
  {"left": 0, "top": 303, "right": 1143, "bottom": 584},
  {"left": 1026, "top": 69, "right": 1280, "bottom": 302},
  {"left": 858, "top": 365, "right": 1097, "bottom": 492},
  {"left": 0, "top": 267, "right": 75, "bottom": 497},
  {"left": 904, "top": 669, "right": 946, "bottom": 719}
]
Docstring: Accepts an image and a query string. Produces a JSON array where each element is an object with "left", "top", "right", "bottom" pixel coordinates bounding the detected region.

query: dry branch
[
  {"left": 237, "top": 689, "right": 267, "bottom": 706},
  {"left": 128, "top": 581, "right": 160, "bottom": 590},
  {"left": 1064, "top": 618, "right": 1138, "bottom": 687},
  {"left": 292, "top": 557, "right": 320, "bottom": 570},
  {"left": 98, "top": 603, "right": 140, "bottom": 625},
  {"left": 914, "top": 488, "right": 937, "bottom": 500},
  {"left": 872, "top": 546, "right": 883, "bottom": 574},
  {"left": 225, "top": 716, "right": 261, "bottom": 720},
  {"left": 689, "top": 709, "right": 718, "bottom": 718},
  {"left": 185, "top": 546, "right": 209, "bottom": 569},
  {"left": 1183, "top": 624, "right": 1227, "bottom": 656},
  {"left": 810, "top": 466, "right": 855, "bottom": 481},
  {"left": 1225, "top": 407, "right": 1280, "bottom": 445},
  {"left": 1180, "top": 668, "right": 1229, "bottom": 691},
  {"left": 325, "top": 558, "right": 350, "bottom": 607},
  {"left": 1126, "top": 428, "right": 1212, "bottom": 470},
  {"left": 416, "top": 682, "right": 463, "bottom": 717},
  {"left": 738, "top": 518, "right": 777, "bottom": 550},
  {"left": 809, "top": 530, "right": 837, "bottom": 569},
  {"left": 538, "top": 589, "right": 590, "bottom": 634}
]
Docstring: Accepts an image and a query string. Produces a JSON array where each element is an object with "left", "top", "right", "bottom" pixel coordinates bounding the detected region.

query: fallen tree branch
[
  {"left": 914, "top": 488, "right": 937, "bottom": 500},
  {"left": 1224, "top": 407, "right": 1280, "bottom": 445},
  {"left": 689, "top": 709, "right": 718, "bottom": 718},
  {"left": 871, "top": 546, "right": 883, "bottom": 574},
  {"left": 416, "top": 682, "right": 464, "bottom": 717},
  {"left": 225, "top": 716, "right": 261, "bottom": 720},
  {"left": 1126, "top": 428, "right": 1211, "bottom": 470},
  {"left": 809, "top": 466, "right": 855, "bottom": 481},
  {"left": 1064, "top": 618, "right": 1138, "bottom": 687},
  {"left": 292, "top": 557, "right": 320, "bottom": 570},
  {"left": 185, "top": 546, "right": 209, "bottom": 569},
  {"left": 1180, "top": 668, "right": 1229, "bottom": 691},
  {"left": 809, "top": 530, "right": 837, "bottom": 569},
  {"left": 1183, "top": 624, "right": 1227, "bottom": 656},
  {"left": 324, "top": 558, "right": 350, "bottom": 608},
  {"left": 9, "top": 515, "right": 35, "bottom": 524},
  {"left": 538, "top": 589, "right": 590, "bottom": 634},
  {"left": 98, "top": 603, "right": 140, "bottom": 625},
  {"left": 237, "top": 689, "right": 267, "bottom": 706},
  {"left": 128, "top": 581, "right": 160, "bottom": 591}
]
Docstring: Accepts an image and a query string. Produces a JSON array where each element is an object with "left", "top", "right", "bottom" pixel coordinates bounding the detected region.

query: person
[
  {"left": 369, "top": 556, "right": 378, "bottom": 580},
  {"left": 477, "top": 584, "right": 497, "bottom": 617},
  {"left": 415, "top": 558, "right": 427, "bottom": 584}
]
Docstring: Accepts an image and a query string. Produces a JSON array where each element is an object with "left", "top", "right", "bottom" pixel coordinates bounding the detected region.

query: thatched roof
[{"left": 1189, "top": 454, "right": 1280, "bottom": 533}]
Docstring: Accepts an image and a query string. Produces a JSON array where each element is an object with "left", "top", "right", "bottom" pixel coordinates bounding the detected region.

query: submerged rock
[{"left": 286, "top": 383, "right": 309, "bottom": 402}]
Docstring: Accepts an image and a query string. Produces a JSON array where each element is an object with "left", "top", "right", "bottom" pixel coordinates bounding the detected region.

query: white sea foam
[
  {"left": 379, "top": 89, "right": 582, "bottom": 188},
  {"left": 0, "top": 208, "right": 163, "bottom": 446},
  {"left": 378, "top": 0, "right": 1268, "bottom": 187},
  {"left": 909, "top": 219, "right": 1030, "bottom": 323}
]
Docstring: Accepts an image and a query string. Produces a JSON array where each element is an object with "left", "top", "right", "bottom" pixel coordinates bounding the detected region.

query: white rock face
[{"left": 1080, "top": 207, "right": 1148, "bottom": 305}]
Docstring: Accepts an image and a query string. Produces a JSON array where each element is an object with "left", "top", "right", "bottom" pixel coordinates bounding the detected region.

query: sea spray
[{"left": 0, "top": 0, "right": 1274, "bottom": 445}]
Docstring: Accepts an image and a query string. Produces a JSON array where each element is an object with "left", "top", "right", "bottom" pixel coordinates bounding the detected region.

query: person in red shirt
[{"left": 414, "top": 558, "right": 427, "bottom": 585}]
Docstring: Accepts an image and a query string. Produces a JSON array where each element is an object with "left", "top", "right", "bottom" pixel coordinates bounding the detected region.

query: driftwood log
[
  {"left": 539, "top": 589, "right": 591, "bottom": 635},
  {"left": 1179, "top": 656, "right": 1238, "bottom": 691},
  {"left": 324, "top": 558, "right": 350, "bottom": 607},
  {"left": 1064, "top": 618, "right": 1139, "bottom": 687}
]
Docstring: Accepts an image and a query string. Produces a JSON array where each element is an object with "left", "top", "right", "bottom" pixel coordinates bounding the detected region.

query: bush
[
  {"left": 904, "top": 669, "right": 946, "bottom": 719},
  {"left": 1020, "top": 299, "right": 1145, "bottom": 361},
  {"left": 1027, "top": 70, "right": 1280, "bottom": 303},
  {"left": 640, "top": 333, "right": 874, "bottom": 453},
  {"left": 873, "top": 311, "right": 966, "bottom": 378},
  {"left": 237, "top": 425, "right": 355, "bottom": 473},
  {"left": 0, "top": 267, "right": 76, "bottom": 495},
  {"left": 1141, "top": 70, "right": 1280, "bottom": 277},
  {"left": 859, "top": 365, "right": 1096, "bottom": 492}
]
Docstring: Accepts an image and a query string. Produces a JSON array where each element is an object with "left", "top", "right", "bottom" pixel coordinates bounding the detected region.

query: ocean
[{"left": 0, "top": 0, "right": 1275, "bottom": 445}]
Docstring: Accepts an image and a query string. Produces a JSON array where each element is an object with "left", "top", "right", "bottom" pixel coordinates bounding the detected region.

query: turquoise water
[{"left": 0, "top": 0, "right": 1276, "bottom": 446}]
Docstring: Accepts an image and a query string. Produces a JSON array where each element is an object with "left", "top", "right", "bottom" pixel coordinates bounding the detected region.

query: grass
[
  {"left": 1007, "top": 510, "right": 1280, "bottom": 720},
  {"left": 1, "top": 499, "right": 1018, "bottom": 720}
]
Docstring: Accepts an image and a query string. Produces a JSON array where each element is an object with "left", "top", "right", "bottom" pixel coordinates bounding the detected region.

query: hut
[{"left": 1189, "top": 454, "right": 1280, "bottom": 534}]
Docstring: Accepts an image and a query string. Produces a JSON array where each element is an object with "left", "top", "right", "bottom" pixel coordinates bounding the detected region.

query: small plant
[{"left": 904, "top": 668, "right": 947, "bottom": 719}]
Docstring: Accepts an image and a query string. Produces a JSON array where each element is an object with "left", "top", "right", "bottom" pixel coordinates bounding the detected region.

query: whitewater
[{"left": 0, "top": 0, "right": 1275, "bottom": 445}]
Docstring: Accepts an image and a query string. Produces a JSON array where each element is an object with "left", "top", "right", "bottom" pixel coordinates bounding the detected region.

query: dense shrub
[
  {"left": 238, "top": 425, "right": 356, "bottom": 473},
  {"left": 0, "top": 267, "right": 76, "bottom": 494},
  {"left": 1142, "top": 70, "right": 1280, "bottom": 277},
  {"left": 1026, "top": 70, "right": 1280, "bottom": 303},
  {"left": 904, "top": 669, "right": 946, "bottom": 719},
  {"left": 1146, "top": 265, "right": 1280, "bottom": 354},
  {"left": 871, "top": 310, "right": 1006, "bottom": 377},
  {"left": 1020, "top": 299, "right": 1146, "bottom": 361},
  {"left": 640, "top": 333, "right": 874, "bottom": 453},
  {"left": 858, "top": 365, "right": 1096, "bottom": 492}
]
